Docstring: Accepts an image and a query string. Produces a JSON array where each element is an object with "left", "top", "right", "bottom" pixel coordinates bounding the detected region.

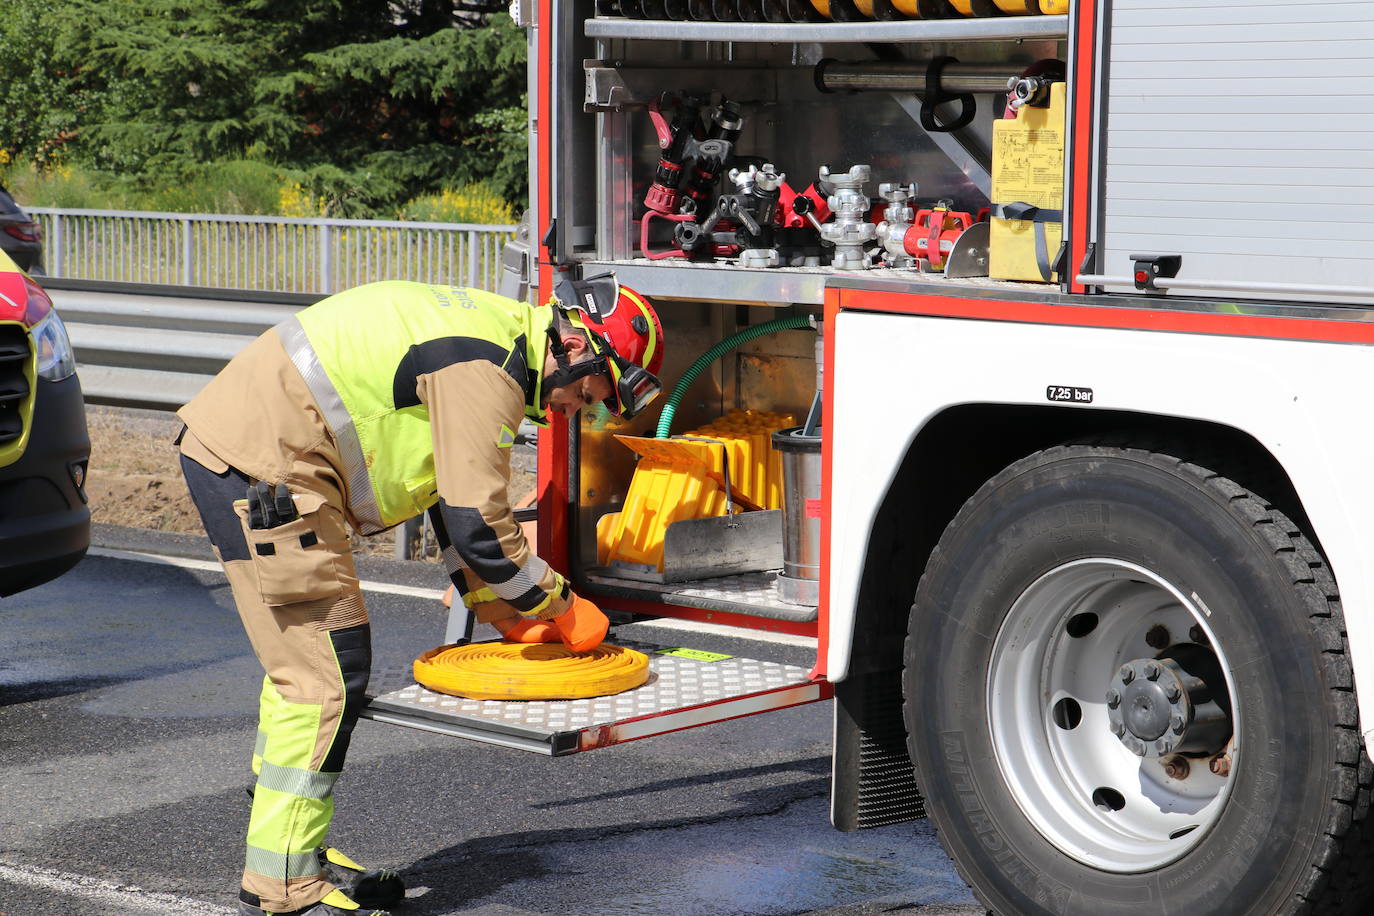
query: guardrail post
[
  {"left": 394, "top": 517, "right": 422, "bottom": 560},
  {"left": 181, "top": 218, "right": 194, "bottom": 286},
  {"left": 318, "top": 223, "right": 333, "bottom": 293},
  {"left": 48, "top": 214, "right": 64, "bottom": 277},
  {"left": 467, "top": 230, "right": 479, "bottom": 287}
]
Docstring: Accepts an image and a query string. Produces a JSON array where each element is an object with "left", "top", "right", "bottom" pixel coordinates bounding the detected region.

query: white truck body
[{"left": 828, "top": 305, "right": 1374, "bottom": 719}]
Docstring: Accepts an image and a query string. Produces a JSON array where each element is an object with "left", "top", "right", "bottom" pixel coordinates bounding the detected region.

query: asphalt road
[{"left": 0, "top": 527, "right": 981, "bottom": 916}]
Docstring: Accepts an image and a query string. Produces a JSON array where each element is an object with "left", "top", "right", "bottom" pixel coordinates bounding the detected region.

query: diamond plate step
[
  {"left": 583, "top": 569, "right": 818, "bottom": 623},
  {"left": 362, "top": 640, "right": 830, "bottom": 755}
]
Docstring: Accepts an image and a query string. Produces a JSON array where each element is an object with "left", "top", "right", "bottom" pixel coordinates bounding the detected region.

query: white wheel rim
[{"left": 987, "top": 559, "right": 1238, "bottom": 872}]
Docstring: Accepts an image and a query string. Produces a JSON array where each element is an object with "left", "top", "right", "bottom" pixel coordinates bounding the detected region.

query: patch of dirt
[
  {"left": 84, "top": 405, "right": 537, "bottom": 558},
  {"left": 85, "top": 406, "right": 200, "bottom": 534}
]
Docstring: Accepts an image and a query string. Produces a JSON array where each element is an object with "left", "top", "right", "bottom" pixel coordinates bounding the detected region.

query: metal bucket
[{"left": 772, "top": 425, "right": 822, "bottom": 606}]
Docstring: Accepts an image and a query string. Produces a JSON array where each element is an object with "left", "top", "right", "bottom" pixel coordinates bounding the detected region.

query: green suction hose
[{"left": 654, "top": 315, "right": 815, "bottom": 439}]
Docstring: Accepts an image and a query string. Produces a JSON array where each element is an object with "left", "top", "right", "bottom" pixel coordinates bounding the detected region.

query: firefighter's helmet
[{"left": 549, "top": 273, "right": 664, "bottom": 419}]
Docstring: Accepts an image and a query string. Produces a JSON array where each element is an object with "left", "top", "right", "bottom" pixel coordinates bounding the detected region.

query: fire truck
[{"left": 364, "top": 1, "right": 1374, "bottom": 912}]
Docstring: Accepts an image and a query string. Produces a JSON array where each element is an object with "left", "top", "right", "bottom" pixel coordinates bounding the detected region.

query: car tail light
[{"left": 3, "top": 223, "right": 41, "bottom": 244}]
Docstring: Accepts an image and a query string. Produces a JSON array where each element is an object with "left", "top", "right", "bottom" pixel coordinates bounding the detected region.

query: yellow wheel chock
[{"left": 413, "top": 641, "right": 651, "bottom": 701}]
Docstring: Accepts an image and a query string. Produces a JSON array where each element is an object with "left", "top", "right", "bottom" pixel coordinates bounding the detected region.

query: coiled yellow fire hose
[{"left": 413, "top": 641, "right": 651, "bottom": 700}]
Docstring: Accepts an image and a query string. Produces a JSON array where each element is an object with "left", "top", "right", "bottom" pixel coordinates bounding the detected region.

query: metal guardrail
[
  {"left": 28, "top": 208, "right": 517, "bottom": 294},
  {"left": 50, "top": 280, "right": 316, "bottom": 411},
  {"left": 50, "top": 281, "right": 542, "bottom": 451}
]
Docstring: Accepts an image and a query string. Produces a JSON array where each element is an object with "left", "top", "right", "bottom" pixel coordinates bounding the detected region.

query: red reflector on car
[{"left": 3, "top": 224, "right": 40, "bottom": 243}]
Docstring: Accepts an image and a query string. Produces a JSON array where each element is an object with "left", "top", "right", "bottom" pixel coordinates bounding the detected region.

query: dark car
[
  {"left": 0, "top": 250, "right": 89, "bottom": 596},
  {"left": 0, "top": 186, "right": 43, "bottom": 275}
]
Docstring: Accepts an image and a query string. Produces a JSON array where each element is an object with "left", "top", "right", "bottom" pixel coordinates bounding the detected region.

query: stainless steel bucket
[{"left": 772, "top": 425, "right": 822, "bottom": 605}]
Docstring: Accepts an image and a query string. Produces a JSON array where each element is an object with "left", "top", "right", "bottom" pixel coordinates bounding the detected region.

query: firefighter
[{"left": 176, "top": 274, "right": 664, "bottom": 916}]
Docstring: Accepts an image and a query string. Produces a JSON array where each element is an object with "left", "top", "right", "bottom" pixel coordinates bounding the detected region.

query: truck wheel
[{"left": 903, "top": 443, "right": 1373, "bottom": 915}]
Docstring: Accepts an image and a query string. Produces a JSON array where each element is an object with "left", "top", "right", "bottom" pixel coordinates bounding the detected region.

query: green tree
[
  {"left": 0, "top": 0, "right": 93, "bottom": 169},
  {"left": 252, "top": 10, "right": 528, "bottom": 213},
  {"left": 27, "top": 0, "right": 527, "bottom": 214}
]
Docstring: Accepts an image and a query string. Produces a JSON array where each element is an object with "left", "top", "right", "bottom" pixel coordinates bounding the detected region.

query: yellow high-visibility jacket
[{"left": 179, "top": 281, "right": 571, "bottom": 619}]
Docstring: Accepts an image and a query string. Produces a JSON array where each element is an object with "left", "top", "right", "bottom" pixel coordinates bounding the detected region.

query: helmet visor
[{"left": 606, "top": 355, "right": 662, "bottom": 419}]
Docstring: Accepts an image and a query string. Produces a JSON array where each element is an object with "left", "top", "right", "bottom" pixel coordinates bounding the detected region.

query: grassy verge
[{"left": 2, "top": 160, "right": 518, "bottom": 223}]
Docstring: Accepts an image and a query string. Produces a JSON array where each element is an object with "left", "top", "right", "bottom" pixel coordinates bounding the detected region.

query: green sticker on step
[{"left": 659, "top": 647, "right": 732, "bottom": 662}]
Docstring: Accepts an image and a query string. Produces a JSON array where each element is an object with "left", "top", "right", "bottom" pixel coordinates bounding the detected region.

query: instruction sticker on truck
[{"left": 659, "top": 648, "right": 733, "bottom": 662}]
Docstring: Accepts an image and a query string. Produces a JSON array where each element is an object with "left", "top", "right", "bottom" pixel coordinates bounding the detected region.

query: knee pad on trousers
[{"left": 323, "top": 623, "right": 371, "bottom": 772}]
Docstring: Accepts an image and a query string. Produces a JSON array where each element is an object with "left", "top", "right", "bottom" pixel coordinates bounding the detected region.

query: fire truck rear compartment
[
  {"left": 558, "top": 16, "right": 1068, "bottom": 620},
  {"left": 575, "top": 301, "right": 822, "bottom": 622}
]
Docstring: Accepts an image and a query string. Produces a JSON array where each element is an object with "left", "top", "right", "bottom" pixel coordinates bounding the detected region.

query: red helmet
[{"left": 550, "top": 273, "right": 665, "bottom": 418}]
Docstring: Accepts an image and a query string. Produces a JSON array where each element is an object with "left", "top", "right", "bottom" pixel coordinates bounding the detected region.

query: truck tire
[{"left": 903, "top": 442, "right": 1373, "bottom": 915}]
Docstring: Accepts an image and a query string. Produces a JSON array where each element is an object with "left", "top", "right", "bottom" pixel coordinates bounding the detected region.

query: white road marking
[
  {"left": 88, "top": 546, "right": 446, "bottom": 599},
  {"left": 88, "top": 546, "right": 817, "bottom": 649},
  {"left": 0, "top": 861, "right": 235, "bottom": 914}
]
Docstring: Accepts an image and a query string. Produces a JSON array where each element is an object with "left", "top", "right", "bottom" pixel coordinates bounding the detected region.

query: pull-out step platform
[{"left": 362, "top": 639, "right": 830, "bottom": 756}]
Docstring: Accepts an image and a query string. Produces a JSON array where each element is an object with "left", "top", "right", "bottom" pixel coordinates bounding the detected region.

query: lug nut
[
  {"left": 1210, "top": 754, "right": 1232, "bottom": 778},
  {"left": 1170, "top": 714, "right": 1186, "bottom": 733},
  {"left": 1144, "top": 661, "right": 1161, "bottom": 681},
  {"left": 1120, "top": 667, "right": 1136, "bottom": 684},
  {"left": 1111, "top": 721, "right": 1125, "bottom": 737},
  {"left": 1165, "top": 683, "right": 1182, "bottom": 702},
  {"left": 1163, "top": 756, "right": 1191, "bottom": 780},
  {"left": 1146, "top": 625, "right": 1170, "bottom": 649},
  {"left": 1106, "top": 688, "right": 1121, "bottom": 709},
  {"left": 1189, "top": 624, "right": 1208, "bottom": 645},
  {"left": 1155, "top": 739, "right": 1171, "bottom": 755}
]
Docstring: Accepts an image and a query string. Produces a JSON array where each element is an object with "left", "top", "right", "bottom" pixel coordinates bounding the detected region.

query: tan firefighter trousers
[{"left": 180, "top": 446, "right": 370, "bottom": 913}]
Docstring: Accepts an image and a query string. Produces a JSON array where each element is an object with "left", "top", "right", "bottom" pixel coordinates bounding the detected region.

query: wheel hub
[
  {"left": 1107, "top": 656, "right": 1229, "bottom": 758},
  {"left": 988, "top": 558, "right": 1240, "bottom": 872}
]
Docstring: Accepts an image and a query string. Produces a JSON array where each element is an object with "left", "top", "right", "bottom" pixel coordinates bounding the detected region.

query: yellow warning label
[
  {"left": 659, "top": 648, "right": 732, "bottom": 662},
  {"left": 990, "top": 83, "right": 1065, "bottom": 211},
  {"left": 990, "top": 81, "right": 1066, "bottom": 282}
]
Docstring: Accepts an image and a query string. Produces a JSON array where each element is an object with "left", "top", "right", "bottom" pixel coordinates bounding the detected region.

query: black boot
[
  {"left": 317, "top": 846, "right": 405, "bottom": 909},
  {"left": 238, "top": 887, "right": 390, "bottom": 915}
]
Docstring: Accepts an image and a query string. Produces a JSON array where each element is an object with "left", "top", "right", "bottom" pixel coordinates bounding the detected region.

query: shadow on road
[{"left": 530, "top": 755, "right": 831, "bottom": 810}]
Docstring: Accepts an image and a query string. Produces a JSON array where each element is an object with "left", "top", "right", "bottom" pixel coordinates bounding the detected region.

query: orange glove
[
  {"left": 552, "top": 595, "right": 609, "bottom": 653},
  {"left": 501, "top": 618, "right": 560, "bottom": 643}
]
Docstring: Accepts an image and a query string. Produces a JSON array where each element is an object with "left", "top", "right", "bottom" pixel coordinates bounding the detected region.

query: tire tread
[{"left": 904, "top": 438, "right": 1374, "bottom": 915}]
